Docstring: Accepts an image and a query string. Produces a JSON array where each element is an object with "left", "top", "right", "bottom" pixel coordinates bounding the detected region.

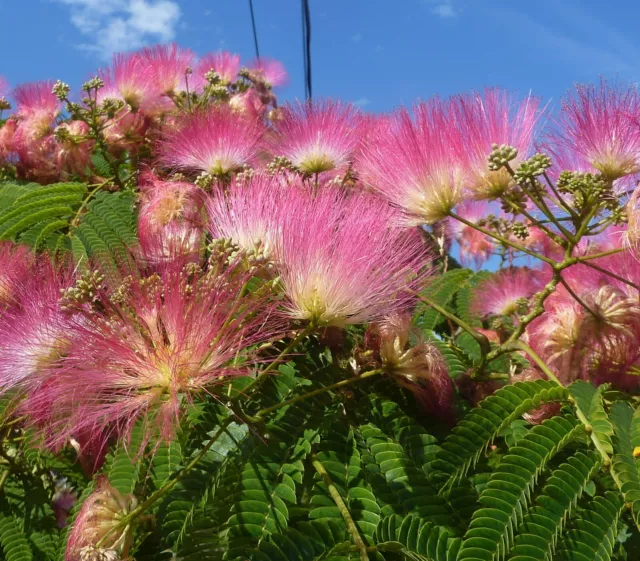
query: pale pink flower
[
  {"left": 139, "top": 43, "right": 200, "bottom": 96},
  {"left": 445, "top": 201, "right": 495, "bottom": 267},
  {"left": 550, "top": 80, "right": 640, "bottom": 180},
  {"left": 206, "top": 174, "right": 292, "bottom": 260},
  {"left": 248, "top": 57, "right": 288, "bottom": 88},
  {"left": 28, "top": 263, "right": 282, "bottom": 449},
  {"left": 55, "top": 120, "right": 93, "bottom": 177},
  {"left": 452, "top": 88, "right": 541, "bottom": 199},
  {"left": 269, "top": 100, "right": 363, "bottom": 175},
  {"left": 275, "top": 188, "right": 433, "bottom": 326},
  {"left": 0, "top": 118, "right": 17, "bottom": 159},
  {"left": 197, "top": 51, "right": 240, "bottom": 84},
  {"left": 65, "top": 476, "right": 136, "bottom": 561},
  {"left": 13, "top": 81, "right": 60, "bottom": 143},
  {"left": 158, "top": 106, "right": 264, "bottom": 176},
  {"left": 0, "top": 261, "right": 72, "bottom": 395},
  {"left": 472, "top": 268, "right": 545, "bottom": 318},
  {"left": 102, "top": 111, "right": 149, "bottom": 154},
  {"left": 228, "top": 90, "right": 267, "bottom": 119},
  {"left": 358, "top": 100, "right": 466, "bottom": 225},
  {"left": 137, "top": 177, "right": 205, "bottom": 266},
  {"left": 97, "top": 52, "right": 163, "bottom": 113}
]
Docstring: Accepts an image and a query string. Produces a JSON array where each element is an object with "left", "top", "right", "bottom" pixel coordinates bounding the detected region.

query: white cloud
[
  {"left": 54, "top": 0, "right": 181, "bottom": 59},
  {"left": 354, "top": 97, "right": 371, "bottom": 107},
  {"left": 422, "top": 0, "right": 459, "bottom": 18}
]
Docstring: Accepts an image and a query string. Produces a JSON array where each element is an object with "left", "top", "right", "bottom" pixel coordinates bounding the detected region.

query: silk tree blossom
[
  {"left": 269, "top": 100, "right": 363, "bottom": 175},
  {"left": 274, "top": 188, "right": 433, "bottom": 327},
  {"left": 12, "top": 81, "right": 60, "bottom": 142},
  {"left": 206, "top": 174, "right": 293, "bottom": 261},
  {"left": 358, "top": 100, "right": 466, "bottom": 225},
  {"left": 139, "top": 43, "right": 200, "bottom": 96},
  {"left": 25, "top": 263, "right": 283, "bottom": 449},
  {"left": 137, "top": 177, "right": 205, "bottom": 265},
  {"left": 472, "top": 268, "right": 546, "bottom": 318},
  {"left": 65, "top": 476, "right": 136, "bottom": 561},
  {"left": 452, "top": 88, "right": 541, "bottom": 199},
  {"left": 248, "top": 57, "right": 288, "bottom": 88},
  {"left": 445, "top": 201, "right": 495, "bottom": 267},
  {"left": 0, "top": 242, "right": 33, "bottom": 309},
  {"left": 54, "top": 120, "right": 93, "bottom": 177},
  {"left": 158, "top": 106, "right": 264, "bottom": 177},
  {"left": 197, "top": 51, "right": 241, "bottom": 84},
  {"left": 0, "top": 260, "right": 73, "bottom": 395},
  {"left": 97, "top": 52, "right": 163, "bottom": 113},
  {"left": 550, "top": 80, "right": 640, "bottom": 180}
]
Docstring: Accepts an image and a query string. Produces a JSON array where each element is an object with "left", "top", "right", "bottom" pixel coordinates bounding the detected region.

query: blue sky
[{"left": 1, "top": 0, "right": 639, "bottom": 112}]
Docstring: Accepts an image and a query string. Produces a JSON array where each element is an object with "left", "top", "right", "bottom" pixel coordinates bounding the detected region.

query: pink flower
[
  {"left": 550, "top": 80, "right": 640, "bottom": 180},
  {"left": 137, "top": 177, "right": 205, "bottom": 266},
  {"left": 269, "top": 100, "right": 363, "bottom": 175},
  {"left": 206, "top": 174, "right": 291, "bottom": 261},
  {"left": 358, "top": 100, "right": 466, "bottom": 225},
  {"left": 472, "top": 268, "right": 545, "bottom": 318},
  {"left": 55, "top": 120, "right": 93, "bottom": 177},
  {"left": 248, "top": 57, "right": 288, "bottom": 88},
  {"left": 27, "top": 262, "right": 282, "bottom": 449},
  {"left": 139, "top": 43, "right": 199, "bottom": 96},
  {"left": 157, "top": 106, "right": 264, "bottom": 176},
  {"left": 0, "top": 260, "right": 72, "bottom": 395},
  {"left": 97, "top": 52, "right": 163, "bottom": 113},
  {"left": 0, "top": 118, "right": 17, "bottom": 159},
  {"left": 0, "top": 242, "right": 33, "bottom": 308},
  {"left": 452, "top": 88, "right": 541, "bottom": 199},
  {"left": 13, "top": 81, "right": 60, "bottom": 143},
  {"left": 197, "top": 51, "right": 240, "bottom": 84},
  {"left": 228, "top": 90, "right": 267, "bottom": 119},
  {"left": 274, "top": 188, "right": 433, "bottom": 326},
  {"left": 65, "top": 476, "right": 136, "bottom": 561},
  {"left": 445, "top": 201, "right": 495, "bottom": 267}
]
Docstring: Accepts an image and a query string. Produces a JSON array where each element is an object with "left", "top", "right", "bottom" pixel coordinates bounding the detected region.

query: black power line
[
  {"left": 301, "top": 0, "right": 312, "bottom": 99},
  {"left": 248, "top": 0, "right": 260, "bottom": 59}
]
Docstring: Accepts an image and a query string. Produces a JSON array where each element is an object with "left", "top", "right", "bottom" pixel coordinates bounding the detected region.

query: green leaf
[
  {"left": 0, "top": 510, "right": 33, "bottom": 561},
  {"left": 568, "top": 381, "right": 614, "bottom": 454},
  {"left": 415, "top": 269, "right": 474, "bottom": 331},
  {"left": 457, "top": 415, "right": 584, "bottom": 561},
  {"left": 431, "top": 381, "right": 568, "bottom": 492}
]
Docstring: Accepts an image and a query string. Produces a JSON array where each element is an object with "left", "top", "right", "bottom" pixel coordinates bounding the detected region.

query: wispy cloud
[
  {"left": 422, "top": 0, "right": 459, "bottom": 18},
  {"left": 495, "top": 2, "right": 640, "bottom": 76},
  {"left": 354, "top": 97, "right": 371, "bottom": 107},
  {"left": 54, "top": 0, "right": 181, "bottom": 59}
]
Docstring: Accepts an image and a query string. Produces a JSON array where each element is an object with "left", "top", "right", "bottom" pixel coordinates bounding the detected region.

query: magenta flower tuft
[
  {"left": 274, "top": 188, "right": 433, "bottom": 326},
  {"left": 445, "top": 201, "right": 495, "bottom": 267},
  {"left": 358, "top": 100, "right": 466, "bottom": 225},
  {"left": 472, "top": 268, "right": 545, "bottom": 318},
  {"left": 452, "top": 88, "right": 541, "bottom": 198},
  {"left": 550, "top": 80, "right": 640, "bottom": 180},
  {"left": 248, "top": 57, "right": 288, "bottom": 88},
  {"left": 158, "top": 106, "right": 264, "bottom": 176},
  {"left": 13, "top": 81, "right": 60, "bottom": 142},
  {"left": 139, "top": 43, "right": 199, "bottom": 96},
  {"left": 197, "top": 51, "right": 241, "bottom": 84},
  {"left": 0, "top": 241, "right": 33, "bottom": 308},
  {"left": 269, "top": 100, "right": 363, "bottom": 175}
]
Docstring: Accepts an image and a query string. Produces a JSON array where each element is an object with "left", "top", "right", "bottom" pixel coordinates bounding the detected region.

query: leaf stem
[{"left": 311, "top": 454, "right": 369, "bottom": 561}]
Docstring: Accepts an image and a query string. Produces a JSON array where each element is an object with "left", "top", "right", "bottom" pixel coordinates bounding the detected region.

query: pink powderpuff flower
[
  {"left": 550, "top": 80, "right": 640, "bottom": 180},
  {"left": 102, "top": 111, "right": 150, "bottom": 155},
  {"left": 445, "top": 201, "right": 495, "bottom": 267},
  {"left": 368, "top": 313, "right": 455, "bottom": 422},
  {"left": 472, "top": 268, "right": 546, "bottom": 318},
  {"left": 55, "top": 120, "right": 93, "bottom": 177},
  {"left": 197, "top": 51, "right": 241, "bottom": 84},
  {"left": 269, "top": 100, "right": 363, "bottom": 175},
  {"left": 137, "top": 178, "right": 205, "bottom": 266},
  {"left": 0, "top": 260, "right": 73, "bottom": 395},
  {"left": 158, "top": 106, "right": 264, "bottom": 177},
  {"left": 248, "top": 57, "right": 288, "bottom": 88},
  {"left": 228, "top": 89, "right": 267, "bottom": 119},
  {"left": 0, "top": 242, "right": 33, "bottom": 308},
  {"left": 274, "top": 188, "right": 433, "bottom": 326},
  {"left": 139, "top": 43, "right": 201, "bottom": 96},
  {"left": 206, "top": 174, "right": 291, "bottom": 261},
  {"left": 15, "top": 134, "right": 61, "bottom": 183},
  {"left": 0, "top": 118, "right": 17, "bottom": 160},
  {"left": 452, "top": 88, "right": 541, "bottom": 199},
  {"left": 28, "top": 262, "right": 283, "bottom": 450},
  {"left": 12, "top": 81, "right": 60, "bottom": 143},
  {"left": 358, "top": 100, "right": 466, "bottom": 225},
  {"left": 97, "top": 52, "right": 163, "bottom": 113},
  {"left": 65, "top": 476, "right": 136, "bottom": 561}
]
